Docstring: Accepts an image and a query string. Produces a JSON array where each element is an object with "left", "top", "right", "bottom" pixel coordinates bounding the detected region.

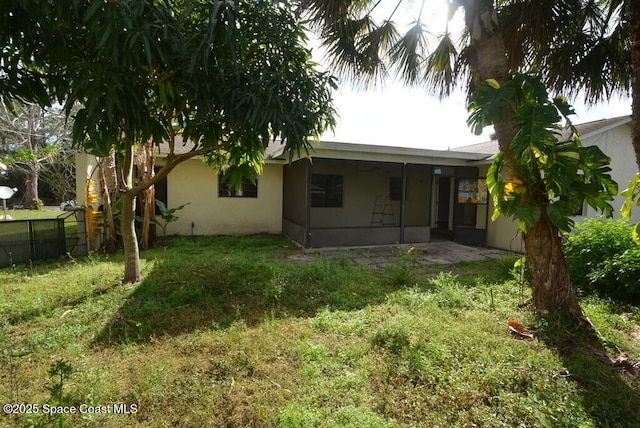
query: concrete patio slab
[{"left": 287, "top": 240, "right": 516, "bottom": 268}]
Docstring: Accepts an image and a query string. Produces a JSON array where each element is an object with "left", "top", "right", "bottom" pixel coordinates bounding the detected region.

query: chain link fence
[{"left": 0, "top": 210, "right": 87, "bottom": 267}]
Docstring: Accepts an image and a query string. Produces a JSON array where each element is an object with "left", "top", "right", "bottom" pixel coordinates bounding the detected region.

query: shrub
[{"left": 564, "top": 218, "right": 640, "bottom": 302}]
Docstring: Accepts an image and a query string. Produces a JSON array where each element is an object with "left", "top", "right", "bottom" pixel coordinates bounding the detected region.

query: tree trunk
[
  {"left": 117, "top": 135, "right": 203, "bottom": 283},
  {"left": 25, "top": 105, "right": 41, "bottom": 208},
  {"left": 120, "top": 142, "right": 142, "bottom": 283},
  {"left": 522, "top": 215, "right": 583, "bottom": 318},
  {"left": 25, "top": 167, "right": 39, "bottom": 208},
  {"left": 122, "top": 191, "right": 142, "bottom": 283},
  {"left": 463, "top": 0, "right": 518, "bottom": 147},
  {"left": 464, "top": 0, "right": 583, "bottom": 320},
  {"left": 135, "top": 143, "right": 156, "bottom": 250},
  {"left": 98, "top": 154, "right": 118, "bottom": 252},
  {"left": 631, "top": 0, "right": 640, "bottom": 170}
]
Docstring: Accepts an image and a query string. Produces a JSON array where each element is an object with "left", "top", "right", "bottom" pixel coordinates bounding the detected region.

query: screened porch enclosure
[{"left": 282, "top": 158, "right": 488, "bottom": 248}]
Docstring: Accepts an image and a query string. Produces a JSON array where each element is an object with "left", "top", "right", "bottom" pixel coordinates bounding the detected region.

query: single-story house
[{"left": 76, "top": 115, "right": 638, "bottom": 252}]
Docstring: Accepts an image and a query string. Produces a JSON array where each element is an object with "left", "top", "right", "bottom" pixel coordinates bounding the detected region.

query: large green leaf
[
  {"left": 546, "top": 202, "right": 573, "bottom": 232},
  {"left": 514, "top": 205, "right": 541, "bottom": 232},
  {"left": 470, "top": 71, "right": 616, "bottom": 237},
  {"left": 621, "top": 174, "right": 640, "bottom": 220},
  {"left": 467, "top": 79, "right": 514, "bottom": 135}
]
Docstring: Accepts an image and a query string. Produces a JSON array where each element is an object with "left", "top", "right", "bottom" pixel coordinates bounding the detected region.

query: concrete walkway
[{"left": 287, "top": 240, "right": 516, "bottom": 269}]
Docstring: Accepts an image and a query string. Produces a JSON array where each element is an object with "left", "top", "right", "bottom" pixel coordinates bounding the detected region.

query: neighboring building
[{"left": 75, "top": 115, "right": 638, "bottom": 252}]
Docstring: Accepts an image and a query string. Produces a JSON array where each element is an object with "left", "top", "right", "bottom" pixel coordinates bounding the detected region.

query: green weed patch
[{"left": 1, "top": 236, "right": 639, "bottom": 427}]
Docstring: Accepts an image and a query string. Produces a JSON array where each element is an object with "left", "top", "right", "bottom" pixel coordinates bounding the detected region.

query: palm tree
[{"left": 297, "top": 0, "right": 626, "bottom": 320}]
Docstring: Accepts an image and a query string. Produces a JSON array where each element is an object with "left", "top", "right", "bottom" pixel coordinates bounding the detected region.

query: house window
[
  {"left": 154, "top": 167, "right": 168, "bottom": 215},
  {"left": 312, "top": 174, "right": 343, "bottom": 207},
  {"left": 389, "top": 177, "right": 402, "bottom": 201},
  {"left": 218, "top": 175, "right": 258, "bottom": 198}
]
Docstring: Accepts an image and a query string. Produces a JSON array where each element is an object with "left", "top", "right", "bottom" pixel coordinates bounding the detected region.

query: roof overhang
[{"left": 271, "top": 140, "right": 492, "bottom": 166}]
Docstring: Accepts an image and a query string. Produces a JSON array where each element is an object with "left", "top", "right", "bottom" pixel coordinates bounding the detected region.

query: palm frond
[
  {"left": 388, "top": 20, "right": 429, "bottom": 85},
  {"left": 299, "top": 0, "right": 405, "bottom": 87},
  {"left": 322, "top": 14, "right": 388, "bottom": 86},
  {"left": 353, "top": 19, "right": 401, "bottom": 84},
  {"left": 569, "top": 23, "right": 631, "bottom": 102},
  {"left": 296, "top": 0, "right": 350, "bottom": 27},
  {"left": 541, "top": 15, "right": 631, "bottom": 104},
  {"left": 500, "top": 0, "right": 578, "bottom": 70},
  {"left": 423, "top": 32, "right": 458, "bottom": 99},
  {"left": 298, "top": 0, "right": 376, "bottom": 30}
]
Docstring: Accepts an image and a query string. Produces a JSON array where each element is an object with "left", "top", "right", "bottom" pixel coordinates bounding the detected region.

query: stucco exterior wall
[
  {"left": 163, "top": 159, "right": 283, "bottom": 236},
  {"left": 487, "top": 202, "right": 525, "bottom": 253},
  {"left": 283, "top": 160, "right": 307, "bottom": 225}
]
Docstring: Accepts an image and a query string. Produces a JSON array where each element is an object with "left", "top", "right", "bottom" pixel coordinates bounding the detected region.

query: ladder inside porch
[{"left": 371, "top": 196, "right": 395, "bottom": 226}]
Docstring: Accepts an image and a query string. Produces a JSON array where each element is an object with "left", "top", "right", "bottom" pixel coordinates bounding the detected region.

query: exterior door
[
  {"left": 434, "top": 176, "right": 453, "bottom": 239},
  {"left": 453, "top": 177, "right": 488, "bottom": 245}
]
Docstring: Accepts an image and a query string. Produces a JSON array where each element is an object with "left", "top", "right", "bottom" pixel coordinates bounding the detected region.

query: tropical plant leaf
[
  {"left": 621, "top": 174, "right": 640, "bottom": 220},
  {"left": 514, "top": 205, "right": 541, "bottom": 232},
  {"left": 471, "top": 71, "right": 616, "bottom": 235},
  {"left": 467, "top": 79, "right": 514, "bottom": 135},
  {"left": 546, "top": 202, "right": 573, "bottom": 232}
]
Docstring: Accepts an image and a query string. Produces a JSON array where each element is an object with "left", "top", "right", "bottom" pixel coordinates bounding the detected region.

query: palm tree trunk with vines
[
  {"left": 464, "top": 0, "right": 583, "bottom": 319},
  {"left": 523, "top": 214, "right": 582, "bottom": 318}
]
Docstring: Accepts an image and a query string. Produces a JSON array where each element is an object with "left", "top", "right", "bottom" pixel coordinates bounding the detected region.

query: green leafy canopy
[{"left": 469, "top": 72, "right": 618, "bottom": 233}]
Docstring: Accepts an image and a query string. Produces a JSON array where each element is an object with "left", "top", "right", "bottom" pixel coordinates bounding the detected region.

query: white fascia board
[{"left": 278, "top": 140, "right": 491, "bottom": 165}]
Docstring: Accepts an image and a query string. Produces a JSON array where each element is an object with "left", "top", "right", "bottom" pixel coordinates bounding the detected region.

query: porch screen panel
[
  {"left": 283, "top": 161, "right": 308, "bottom": 225},
  {"left": 404, "top": 164, "right": 430, "bottom": 226},
  {"left": 311, "top": 174, "right": 343, "bottom": 208}
]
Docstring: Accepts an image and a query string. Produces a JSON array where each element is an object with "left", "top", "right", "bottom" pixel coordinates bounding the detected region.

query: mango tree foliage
[{"left": 2, "top": 0, "right": 336, "bottom": 282}]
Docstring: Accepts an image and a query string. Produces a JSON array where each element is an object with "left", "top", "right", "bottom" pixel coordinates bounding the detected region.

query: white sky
[
  {"left": 321, "top": 83, "right": 631, "bottom": 150},
  {"left": 310, "top": 1, "right": 632, "bottom": 150}
]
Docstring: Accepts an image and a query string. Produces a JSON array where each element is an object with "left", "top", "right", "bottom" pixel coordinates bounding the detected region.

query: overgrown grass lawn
[{"left": 1, "top": 236, "right": 639, "bottom": 427}]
